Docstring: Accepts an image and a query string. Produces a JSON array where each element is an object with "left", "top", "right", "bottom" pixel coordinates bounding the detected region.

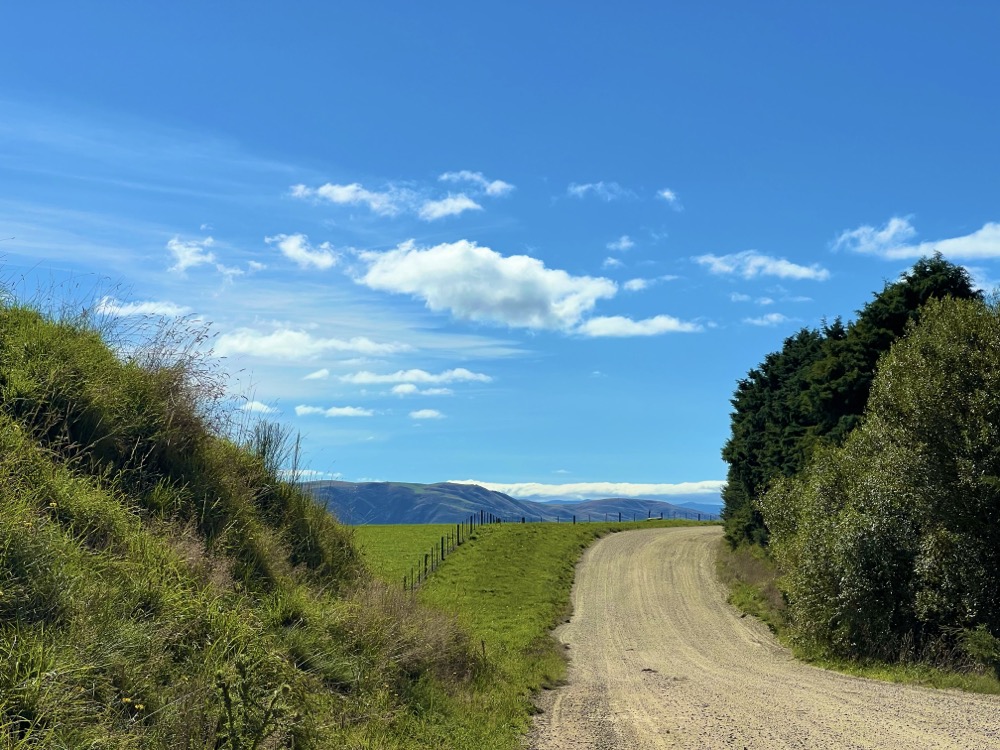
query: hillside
[
  {"left": 0, "top": 303, "right": 491, "bottom": 748},
  {"left": 304, "top": 480, "right": 718, "bottom": 524}
]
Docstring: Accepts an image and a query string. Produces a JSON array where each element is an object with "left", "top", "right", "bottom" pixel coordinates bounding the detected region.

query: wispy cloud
[
  {"left": 602, "top": 257, "right": 624, "bottom": 269},
  {"left": 439, "top": 170, "right": 514, "bottom": 197},
  {"left": 303, "top": 368, "right": 330, "bottom": 380},
  {"left": 95, "top": 296, "right": 191, "bottom": 317},
  {"left": 290, "top": 182, "right": 410, "bottom": 217},
  {"left": 744, "top": 312, "right": 792, "bottom": 327},
  {"left": 167, "top": 236, "right": 215, "bottom": 273},
  {"left": 607, "top": 235, "right": 634, "bottom": 252},
  {"left": 577, "top": 315, "right": 703, "bottom": 337},
  {"left": 355, "top": 239, "right": 617, "bottom": 331},
  {"left": 340, "top": 368, "right": 491, "bottom": 384},
  {"left": 295, "top": 405, "right": 375, "bottom": 418},
  {"left": 623, "top": 275, "right": 677, "bottom": 293},
  {"left": 240, "top": 400, "right": 278, "bottom": 414},
  {"left": 450, "top": 479, "right": 726, "bottom": 500},
  {"left": 265, "top": 233, "right": 338, "bottom": 270},
  {"left": 657, "top": 188, "right": 682, "bottom": 209},
  {"left": 567, "top": 181, "right": 635, "bottom": 201},
  {"left": 216, "top": 327, "right": 409, "bottom": 360},
  {"left": 418, "top": 194, "right": 482, "bottom": 221},
  {"left": 695, "top": 251, "right": 830, "bottom": 281},
  {"left": 834, "top": 217, "right": 1000, "bottom": 260},
  {"left": 410, "top": 409, "right": 444, "bottom": 420},
  {"left": 391, "top": 384, "right": 453, "bottom": 396}
]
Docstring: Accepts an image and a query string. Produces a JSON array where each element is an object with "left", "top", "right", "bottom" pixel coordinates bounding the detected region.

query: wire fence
[{"left": 401, "top": 508, "right": 719, "bottom": 591}]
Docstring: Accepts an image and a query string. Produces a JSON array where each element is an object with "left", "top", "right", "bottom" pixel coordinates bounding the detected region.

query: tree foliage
[
  {"left": 760, "top": 297, "right": 1000, "bottom": 664},
  {"left": 722, "top": 254, "right": 979, "bottom": 547}
]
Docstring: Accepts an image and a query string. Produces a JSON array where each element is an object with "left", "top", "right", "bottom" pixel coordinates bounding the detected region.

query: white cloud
[
  {"left": 695, "top": 251, "right": 830, "bottom": 281},
  {"left": 744, "top": 313, "right": 791, "bottom": 327},
  {"left": 216, "top": 328, "right": 409, "bottom": 360},
  {"left": 623, "top": 278, "right": 649, "bottom": 292},
  {"left": 607, "top": 235, "right": 634, "bottom": 252},
  {"left": 295, "top": 404, "right": 374, "bottom": 418},
  {"left": 730, "top": 292, "right": 752, "bottom": 302},
  {"left": 657, "top": 188, "right": 681, "bottom": 208},
  {"left": 835, "top": 218, "right": 1000, "bottom": 261},
  {"left": 602, "top": 257, "right": 624, "bottom": 269},
  {"left": 167, "top": 236, "right": 215, "bottom": 273},
  {"left": 356, "top": 239, "right": 617, "bottom": 331},
  {"left": 290, "top": 182, "right": 408, "bottom": 216},
  {"left": 567, "top": 181, "right": 635, "bottom": 201},
  {"left": 265, "top": 233, "right": 338, "bottom": 270},
  {"left": 418, "top": 194, "right": 482, "bottom": 221},
  {"left": 240, "top": 400, "right": 278, "bottom": 414},
  {"left": 577, "top": 314, "right": 703, "bottom": 337},
  {"left": 95, "top": 296, "right": 190, "bottom": 317},
  {"left": 248, "top": 260, "right": 267, "bottom": 272},
  {"left": 303, "top": 368, "right": 330, "bottom": 380},
  {"left": 757, "top": 297, "right": 775, "bottom": 306},
  {"left": 832, "top": 216, "right": 917, "bottom": 256},
  {"left": 410, "top": 409, "right": 444, "bottom": 420},
  {"left": 391, "top": 384, "right": 453, "bottom": 396},
  {"left": 450, "top": 479, "right": 725, "bottom": 500},
  {"left": 341, "top": 368, "right": 491, "bottom": 385},
  {"left": 439, "top": 170, "right": 514, "bottom": 197}
]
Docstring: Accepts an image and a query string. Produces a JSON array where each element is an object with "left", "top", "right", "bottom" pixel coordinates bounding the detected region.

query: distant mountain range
[{"left": 302, "top": 480, "right": 721, "bottom": 525}]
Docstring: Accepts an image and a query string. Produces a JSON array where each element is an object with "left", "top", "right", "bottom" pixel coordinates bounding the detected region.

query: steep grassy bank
[{"left": 0, "top": 303, "right": 484, "bottom": 748}]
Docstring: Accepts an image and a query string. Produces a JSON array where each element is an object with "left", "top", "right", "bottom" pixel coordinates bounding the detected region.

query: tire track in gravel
[{"left": 528, "top": 526, "right": 1000, "bottom": 749}]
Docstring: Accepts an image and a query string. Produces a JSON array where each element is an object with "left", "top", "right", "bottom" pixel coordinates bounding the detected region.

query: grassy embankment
[
  {"left": 716, "top": 542, "right": 1000, "bottom": 694},
  {"left": 357, "top": 518, "right": 707, "bottom": 748},
  {"left": 0, "top": 301, "right": 499, "bottom": 748}
]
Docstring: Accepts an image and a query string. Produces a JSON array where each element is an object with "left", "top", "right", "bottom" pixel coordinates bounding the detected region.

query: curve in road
[{"left": 528, "top": 526, "right": 1000, "bottom": 749}]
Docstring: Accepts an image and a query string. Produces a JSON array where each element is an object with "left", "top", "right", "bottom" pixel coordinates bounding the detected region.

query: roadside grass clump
[
  {"left": 714, "top": 541, "right": 785, "bottom": 633},
  {"left": 0, "top": 298, "right": 490, "bottom": 748}
]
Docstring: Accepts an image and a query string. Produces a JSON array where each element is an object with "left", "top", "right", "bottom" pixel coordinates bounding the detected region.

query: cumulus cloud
[
  {"left": 567, "top": 181, "right": 635, "bottom": 201},
  {"left": 340, "top": 368, "right": 491, "bottom": 384},
  {"left": 167, "top": 236, "right": 215, "bottom": 273},
  {"left": 355, "top": 239, "right": 617, "bottom": 331},
  {"left": 290, "top": 182, "right": 409, "bottom": 216},
  {"left": 391, "top": 384, "right": 453, "bottom": 396},
  {"left": 240, "top": 400, "right": 278, "bottom": 414},
  {"left": 295, "top": 405, "right": 374, "bottom": 417},
  {"left": 695, "top": 251, "right": 830, "bottom": 281},
  {"left": 607, "top": 235, "right": 634, "bottom": 252},
  {"left": 410, "top": 409, "right": 444, "bottom": 420},
  {"left": 577, "top": 314, "right": 703, "bottom": 337},
  {"left": 216, "top": 328, "right": 409, "bottom": 360},
  {"left": 95, "top": 296, "right": 190, "bottom": 317},
  {"left": 265, "top": 233, "right": 338, "bottom": 270},
  {"left": 602, "top": 257, "right": 624, "bottom": 269},
  {"left": 303, "top": 368, "right": 330, "bottom": 380},
  {"left": 439, "top": 170, "right": 514, "bottom": 197},
  {"left": 450, "top": 479, "right": 726, "bottom": 500},
  {"left": 623, "top": 279, "right": 649, "bottom": 292},
  {"left": 744, "top": 313, "right": 791, "bottom": 327},
  {"left": 657, "top": 188, "right": 681, "bottom": 208},
  {"left": 418, "top": 194, "right": 482, "bottom": 221},
  {"left": 834, "top": 217, "right": 1000, "bottom": 261}
]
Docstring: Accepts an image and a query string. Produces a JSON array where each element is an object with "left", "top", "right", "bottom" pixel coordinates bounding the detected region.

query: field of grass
[
  {"left": 354, "top": 523, "right": 458, "bottom": 584},
  {"left": 715, "top": 540, "right": 1000, "bottom": 696}
]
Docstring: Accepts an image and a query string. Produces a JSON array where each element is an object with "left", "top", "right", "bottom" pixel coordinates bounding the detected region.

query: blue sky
[{"left": 3, "top": 3, "right": 999, "bottom": 503}]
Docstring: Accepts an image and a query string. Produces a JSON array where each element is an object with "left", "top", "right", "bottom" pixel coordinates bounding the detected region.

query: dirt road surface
[{"left": 528, "top": 526, "right": 1000, "bottom": 749}]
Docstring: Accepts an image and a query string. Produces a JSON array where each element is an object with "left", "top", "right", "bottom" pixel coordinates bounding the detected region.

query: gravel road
[{"left": 528, "top": 526, "right": 1000, "bottom": 749}]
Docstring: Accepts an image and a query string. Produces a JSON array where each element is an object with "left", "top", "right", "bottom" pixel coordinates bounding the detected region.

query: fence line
[{"left": 401, "top": 508, "right": 719, "bottom": 592}]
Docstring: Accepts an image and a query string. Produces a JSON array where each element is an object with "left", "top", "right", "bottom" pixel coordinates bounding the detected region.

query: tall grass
[{"left": 0, "top": 298, "right": 484, "bottom": 748}]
